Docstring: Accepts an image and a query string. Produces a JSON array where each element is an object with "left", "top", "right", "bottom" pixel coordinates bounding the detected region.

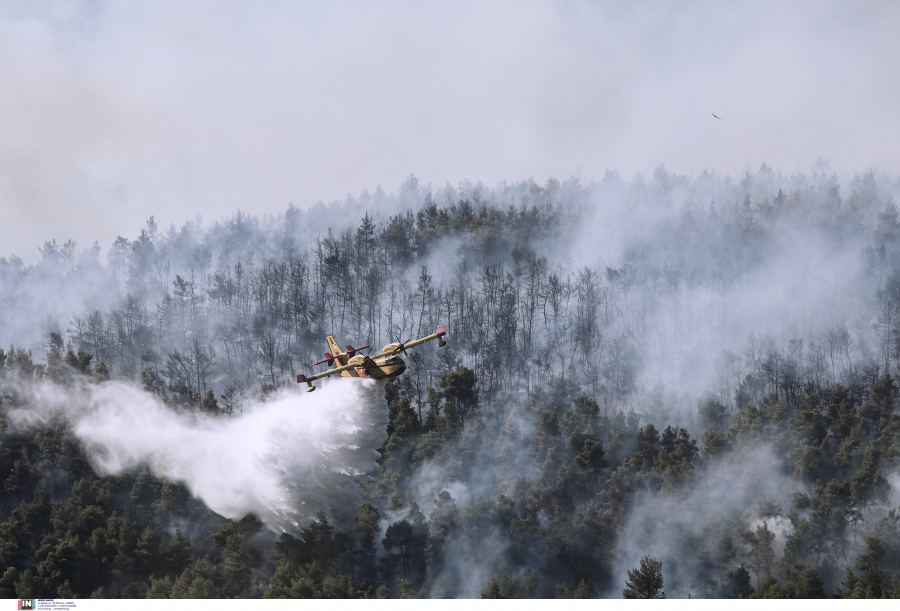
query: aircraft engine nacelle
[
  {"left": 381, "top": 342, "right": 401, "bottom": 354},
  {"left": 347, "top": 355, "right": 366, "bottom": 365}
]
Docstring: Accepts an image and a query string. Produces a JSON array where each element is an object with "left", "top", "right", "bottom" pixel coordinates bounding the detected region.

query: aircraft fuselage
[
  {"left": 337, "top": 355, "right": 406, "bottom": 380},
  {"left": 297, "top": 326, "right": 445, "bottom": 392}
]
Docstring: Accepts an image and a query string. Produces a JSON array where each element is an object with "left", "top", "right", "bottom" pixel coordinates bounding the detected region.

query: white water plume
[{"left": 7, "top": 377, "right": 388, "bottom": 531}]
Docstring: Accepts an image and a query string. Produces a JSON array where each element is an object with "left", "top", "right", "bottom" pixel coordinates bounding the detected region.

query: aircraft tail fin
[{"left": 326, "top": 336, "right": 345, "bottom": 359}]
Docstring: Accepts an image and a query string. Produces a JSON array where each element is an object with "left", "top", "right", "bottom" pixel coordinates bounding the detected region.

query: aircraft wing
[
  {"left": 297, "top": 326, "right": 446, "bottom": 392},
  {"left": 296, "top": 361, "right": 358, "bottom": 391},
  {"left": 400, "top": 325, "right": 447, "bottom": 350},
  {"left": 370, "top": 326, "right": 447, "bottom": 359}
]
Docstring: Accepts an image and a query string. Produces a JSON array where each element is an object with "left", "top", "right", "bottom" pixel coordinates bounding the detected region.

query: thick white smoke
[
  {"left": 7, "top": 377, "right": 388, "bottom": 531},
  {"left": 607, "top": 445, "right": 798, "bottom": 597}
]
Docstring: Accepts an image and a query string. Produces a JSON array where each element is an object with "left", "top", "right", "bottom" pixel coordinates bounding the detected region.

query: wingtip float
[{"left": 297, "top": 326, "right": 447, "bottom": 392}]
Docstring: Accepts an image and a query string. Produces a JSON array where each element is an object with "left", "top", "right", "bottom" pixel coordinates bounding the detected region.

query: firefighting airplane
[{"left": 296, "top": 326, "right": 447, "bottom": 392}]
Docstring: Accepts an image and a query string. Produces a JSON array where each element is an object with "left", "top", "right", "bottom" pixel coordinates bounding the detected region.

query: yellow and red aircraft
[{"left": 296, "top": 326, "right": 447, "bottom": 392}]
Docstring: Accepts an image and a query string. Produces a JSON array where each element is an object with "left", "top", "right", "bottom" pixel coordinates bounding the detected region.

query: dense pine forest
[{"left": 2, "top": 166, "right": 900, "bottom": 598}]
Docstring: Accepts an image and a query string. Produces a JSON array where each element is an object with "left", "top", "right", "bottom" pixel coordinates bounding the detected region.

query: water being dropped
[{"left": 8, "top": 377, "right": 388, "bottom": 531}]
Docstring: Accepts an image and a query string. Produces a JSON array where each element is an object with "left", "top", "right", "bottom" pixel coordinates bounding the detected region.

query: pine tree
[
  {"left": 749, "top": 522, "right": 776, "bottom": 588},
  {"left": 574, "top": 579, "right": 591, "bottom": 598},
  {"left": 623, "top": 556, "right": 665, "bottom": 599}
]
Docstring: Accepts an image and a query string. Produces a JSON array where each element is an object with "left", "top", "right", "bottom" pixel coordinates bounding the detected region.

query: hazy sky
[{"left": 2, "top": 0, "right": 899, "bottom": 261}]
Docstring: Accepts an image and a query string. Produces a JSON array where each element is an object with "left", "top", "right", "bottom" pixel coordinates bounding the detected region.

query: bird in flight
[{"left": 711, "top": 112, "right": 722, "bottom": 119}]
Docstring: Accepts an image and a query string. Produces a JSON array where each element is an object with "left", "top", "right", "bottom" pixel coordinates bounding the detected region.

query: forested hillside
[{"left": 2, "top": 166, "right": 900, "bottom": 598}]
